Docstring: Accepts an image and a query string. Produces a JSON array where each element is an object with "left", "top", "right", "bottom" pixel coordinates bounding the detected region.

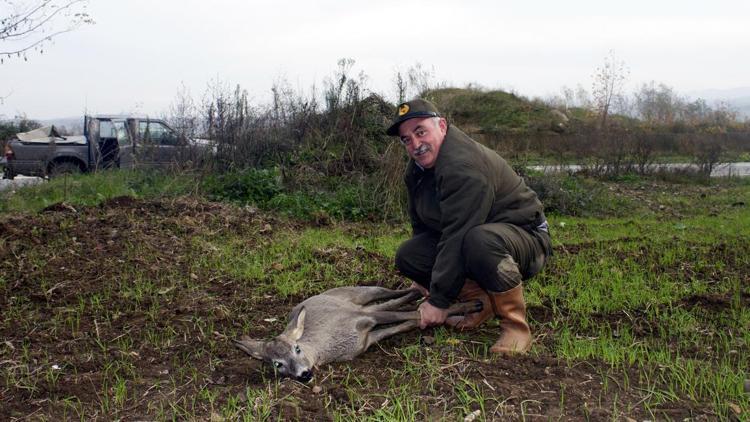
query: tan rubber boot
[
  {"left": 444, "top": 279, "right": 493, "bottom": 330},
  {"left": 488, "top": 284, "right": 532, "bottom": 355}
]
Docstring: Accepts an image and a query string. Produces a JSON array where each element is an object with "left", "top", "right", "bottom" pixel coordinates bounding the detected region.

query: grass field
[{"left": 1, "top": 171, "right": 748, "bottom": 420}]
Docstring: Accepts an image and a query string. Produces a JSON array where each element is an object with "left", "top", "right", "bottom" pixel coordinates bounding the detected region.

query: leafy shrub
[
  {"left": 201, "top": 167, "right": 384, "bottom": 222},
  {"left": 525, "top": 173, "right": 632, "bottom": 217},
  {"left": 267, "top": 184, "right": 378, "bottom": 222},
  {"left": 202, "top": 168, "right": 283, "bottom": 204}
]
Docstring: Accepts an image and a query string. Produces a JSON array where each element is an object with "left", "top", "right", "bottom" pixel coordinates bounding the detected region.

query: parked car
[{"left": 2, "top": 115, "right": 213, "bottom": 179}]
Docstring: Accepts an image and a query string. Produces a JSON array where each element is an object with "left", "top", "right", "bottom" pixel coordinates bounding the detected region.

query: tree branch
[
  {"left": 0, "top": 0, "right": 91, "bottom": 62},
  {"left": 2, "top": 0, "right": 87, "bottom": 40},
  {"left": 0, "top": 28, "right": 73, "bottom": 56},
  {"left": 0, "top": 0, "right": 54, "bottom": 38}
]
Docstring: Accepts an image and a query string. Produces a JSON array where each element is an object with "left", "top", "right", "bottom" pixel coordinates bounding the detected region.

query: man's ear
[
  {"left": 233, "top": 336, "right": 266, "bottom": 360},
  {"left": 289, "top": 308, "right": 306, "bottom": 342},
  {"left": 438, "top": 117, "right": 448, "bottom": 135}
]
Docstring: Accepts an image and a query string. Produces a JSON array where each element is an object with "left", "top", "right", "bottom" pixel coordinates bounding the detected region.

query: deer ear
[
  {"left": 289, "top": 308, "right": 306, "bottom": 342},
  {"left": 233, "top": 336, "right": 266, "bottom": 360}
]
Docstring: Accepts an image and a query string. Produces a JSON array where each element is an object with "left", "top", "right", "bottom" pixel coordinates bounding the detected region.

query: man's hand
[
  {"left": 409, "top": 281, "right": 429, "bottom": 298},
  {"left": 419, "top": 301, "right": 448, "bottom": 329}
]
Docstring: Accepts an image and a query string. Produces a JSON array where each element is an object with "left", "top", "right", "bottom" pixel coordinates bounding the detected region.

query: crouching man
[{"left": 388, "top": 99, "right": 552, "bottom": 354}]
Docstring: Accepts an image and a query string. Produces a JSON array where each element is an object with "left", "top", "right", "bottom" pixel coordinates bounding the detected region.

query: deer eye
[
  {"left": 273, "top": 361, "right": 283, "bottom": 369},
  {"left": 294, "top": 345, "right": 301, "bottom": 354}
]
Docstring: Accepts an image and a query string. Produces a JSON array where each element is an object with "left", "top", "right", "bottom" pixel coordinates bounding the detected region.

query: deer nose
[{"left": 298, "top": 370, "right": 313, "bottom": 383}]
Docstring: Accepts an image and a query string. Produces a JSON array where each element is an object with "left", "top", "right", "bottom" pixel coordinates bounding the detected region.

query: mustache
[{"left": 414, "top": 145, "right": 430, "bottom": 155}]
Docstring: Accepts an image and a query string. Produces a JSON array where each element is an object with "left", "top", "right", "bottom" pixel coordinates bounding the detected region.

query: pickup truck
[{"left": 2, "top": 115, "right": 213, "bottom": 179}]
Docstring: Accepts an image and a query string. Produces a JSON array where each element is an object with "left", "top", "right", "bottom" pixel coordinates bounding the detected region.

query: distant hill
[
  {"left": 688, "top": 86, "right": 750, "bottom": 100},
  {"left": 728, "top": 97, "right": 750, "bottom": 120},
  {"left": 687, "top": 87, "right": 750, "bottom": 119}
]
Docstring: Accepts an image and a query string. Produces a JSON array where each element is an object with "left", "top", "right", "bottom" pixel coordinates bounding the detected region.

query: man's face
[{"left": 398, "top": 117, "right": 447, "bottom": 169}]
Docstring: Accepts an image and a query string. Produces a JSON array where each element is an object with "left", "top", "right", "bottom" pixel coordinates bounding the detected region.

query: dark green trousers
[{"left": 395, "top": 223, "right": 552, "bottom": 294}]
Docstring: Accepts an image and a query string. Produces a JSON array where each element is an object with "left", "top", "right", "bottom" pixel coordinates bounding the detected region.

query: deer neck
[{"left": 296, "top": 341, "right": 320, "bottom": 367}]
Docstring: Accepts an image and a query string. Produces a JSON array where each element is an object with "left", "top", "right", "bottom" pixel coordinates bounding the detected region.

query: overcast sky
[{"left": 1, "top": 0, "right": 749, "bottom": 120}]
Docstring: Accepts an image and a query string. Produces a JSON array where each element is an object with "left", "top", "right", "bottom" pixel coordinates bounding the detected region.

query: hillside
[{"left": 424, "top": 87, "right": 569, "bottom": 135}]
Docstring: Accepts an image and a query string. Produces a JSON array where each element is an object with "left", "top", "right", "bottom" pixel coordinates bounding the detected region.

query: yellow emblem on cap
[{"left": 398, "top": 104, "right": 410, "bottom": 116}]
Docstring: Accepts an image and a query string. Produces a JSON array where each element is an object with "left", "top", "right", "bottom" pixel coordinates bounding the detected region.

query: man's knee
[
  {"left": 496, "top": 254, "right": 523, "bottom": 286},
  {"left": 394, "top": 237, "right": 434, "bottom": 283},
  {"left": 462, "top": 225, "right": 510, "bottom": 272},
  {"left": 462, "top": 225, "right": 524, "bottom": 292},
  {"left": 394, "top": 242, "right": 411, "bottom": 275}
]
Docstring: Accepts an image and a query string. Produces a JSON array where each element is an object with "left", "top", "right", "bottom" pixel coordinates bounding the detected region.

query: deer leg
[
  {"left": 359, "top": 287, "right": 420, "bottom": 306},
  {"left": 323, "top": 286, "right": 415, "bottom": 306},
  {"left": 363, "top": 320, "right": 420, "bottom": 350},
  {"left": 368, "top": 300, "right": 484, "bottom": 325},
  {"left": 366, "top": 290, "right": 422, "bottom": 311},
  {"left": 363, "top": 301, "right": 484, "bottom": 349},
  {"left": 363, "top": 301, "right": 485, "bottom": 350},
  {"left": 447, "top": 300, "right": 484, "bottom": 315},
  {"left": 368, "top": 310, "right": 420, "bottom": 324}
]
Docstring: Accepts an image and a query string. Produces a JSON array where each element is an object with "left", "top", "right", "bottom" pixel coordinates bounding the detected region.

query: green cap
[{"left": 386, "top": 99, "right": 441, "bottom": 136}]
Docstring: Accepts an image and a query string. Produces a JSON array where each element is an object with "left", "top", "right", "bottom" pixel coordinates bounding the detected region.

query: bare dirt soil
[{"left": 0, "top": 196, "right": 734, "bottom": 420}]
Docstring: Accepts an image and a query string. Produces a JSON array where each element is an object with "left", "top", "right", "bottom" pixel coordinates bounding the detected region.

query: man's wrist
[{"left": 427, "top": 296, "right": 450, "bottom": 309}]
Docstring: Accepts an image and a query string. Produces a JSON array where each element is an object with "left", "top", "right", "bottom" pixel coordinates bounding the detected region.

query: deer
[{"left": 233, "top": 286, "right": 482, "bottom": 382}]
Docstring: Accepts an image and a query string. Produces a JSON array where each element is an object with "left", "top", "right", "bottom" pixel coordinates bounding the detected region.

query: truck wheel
[{"left": 48, "top": 161, "right": 83, "bottom": 178}]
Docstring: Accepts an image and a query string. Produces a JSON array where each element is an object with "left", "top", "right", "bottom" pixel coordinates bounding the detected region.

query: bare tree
[
  {"left": 707, "top": 101, "right": 739, "bottom": 128},
  {"left": 633, "top": 81, "right": 685, "bottom": 125},
  {"left": 391, "top": 62, "right": 436, "bottom": 103},
  {"left": 682, "top": 98, "right": 711, "bottom": 125},
  {"left": 1, "top": 0, "right": 93, "bottom": 63},
  {"left": 167, "top": 82, "right": 199, "bottom": 139},
  {"left": 591, "top": 50, "right": 628, "bottom": 129},
  {"left": 547, "top": 84, "right": 592, "bottom": 111},
  {"left": 406, "top": 62, "right": 436, "bottom": 99},
  {"left": 392, "top": 69, "right": 408, "bottom": 104}
]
